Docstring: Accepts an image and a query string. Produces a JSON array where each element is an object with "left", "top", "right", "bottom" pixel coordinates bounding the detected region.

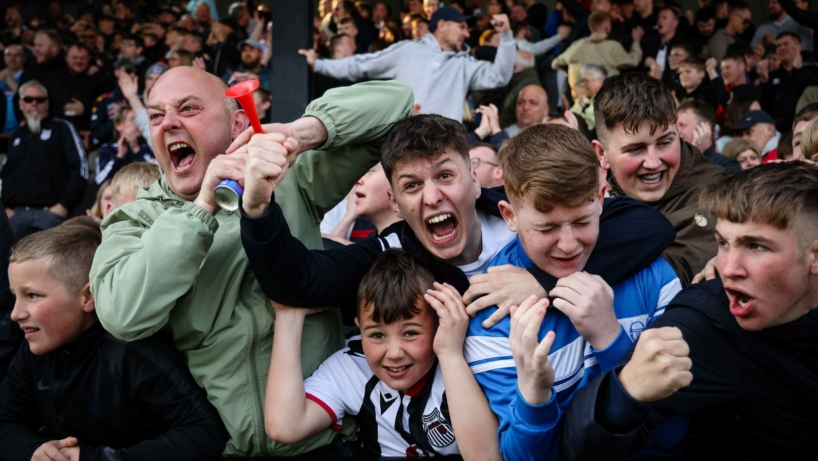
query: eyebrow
[
  {"left": 397, "top": 157, "right": 453, "bottom": 181},
  {"left": 146, "top": 95, "right": 204, "bottom": 111},
  {"left": 715, "top": 230, "right": 776, "bottom": 246},
  {"left": 536, "top": 213, "right": 595, "bottom": 228},
  {"left": 362, "top": 321, "right": 424, "bottom": 330}
]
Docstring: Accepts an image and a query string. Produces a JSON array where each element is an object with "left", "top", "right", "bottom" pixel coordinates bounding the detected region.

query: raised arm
[
  {"left": 466, "top": 16, "right": 515, "bottom": 91},
  {"left": 265, "top": 303, "right": 334, "bottom": 443},
  {"left": 309, "top": 42, "right": 408, "bottom": 81}
]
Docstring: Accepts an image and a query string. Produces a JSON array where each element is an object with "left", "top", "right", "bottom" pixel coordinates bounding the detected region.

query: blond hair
[
  {"left": 801, "top": 117, "right": 818, "bottom": 160},
  {"left": 722, "top": 138, "right": 760, "bottom": 161},
  {"left": 111, "top": 162, "right": 161, "bottom": 204},
  {"left": 10, "top": 225, "right": 101, "bottom": 294},
  {"left": 499, "top": 124, "right": 599, "bottom": 212}
]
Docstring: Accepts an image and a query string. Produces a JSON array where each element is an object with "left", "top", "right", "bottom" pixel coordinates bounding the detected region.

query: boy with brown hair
[
  {"left": 265, "top": 249, "right": 501, "bottom": 459},
  {"left": 562, "top": 161, "right": 818, "bottom": 460},
  {"left": 466, "top": 124, "right": 681, "bottom": 460},
  {"left": 792, "top": 102, "right": 818, "bottom": 160},
  {"left": 0, "top": 225, "right": 228, "bottom": 460},
  {"left": 592, "top": 72, "right": 726, "bottom": 285}
]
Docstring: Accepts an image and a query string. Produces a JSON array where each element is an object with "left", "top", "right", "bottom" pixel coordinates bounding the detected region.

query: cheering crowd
[{"left": 0, "top": 0, "right": 817, "bottom": 460}]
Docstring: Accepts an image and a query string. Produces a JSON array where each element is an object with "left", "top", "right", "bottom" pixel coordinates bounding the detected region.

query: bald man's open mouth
[{"left": 168, "top": 142, "right": 196, "bottom": 172}]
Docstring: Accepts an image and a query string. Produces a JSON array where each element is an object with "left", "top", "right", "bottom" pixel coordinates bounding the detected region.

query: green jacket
[{"left": 90, "top": 81, "right": 414, "bottom": 456}]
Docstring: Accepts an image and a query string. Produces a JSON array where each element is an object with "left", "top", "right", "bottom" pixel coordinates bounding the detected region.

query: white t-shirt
[
  {"left": 305, "top": 339, "right": 460, "bottom": 457},
  {"left": 379, "top": 210, "right": 515, "bottom": 278}
]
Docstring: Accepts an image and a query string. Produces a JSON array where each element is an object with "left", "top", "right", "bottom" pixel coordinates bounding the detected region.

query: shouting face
[{"left": 146, "top": 67, "right": 247, "bottom": 200}]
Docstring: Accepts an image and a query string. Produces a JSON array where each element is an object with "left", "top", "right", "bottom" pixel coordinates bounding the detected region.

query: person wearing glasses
[
  {"left": 707, "top": 4, "right": 752, "bottom": 61},
  {"left": 0, "top": 80, "right": 89, "bottom": 242},
  {"left": 469, "top": 143, "right": 504, "bottom": 188}
]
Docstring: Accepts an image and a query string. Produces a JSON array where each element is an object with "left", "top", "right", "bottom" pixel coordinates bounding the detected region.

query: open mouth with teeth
[
  {"left": 426, "top": 213, "right": 458, "bottom": 243},
  {"left": 383, "top": 364, "right": 412, "bottom": 378},
  {"left": 168, "top": 142, "right": 196, "bottom": 172},
  {"left": 725, "top": 288, "right": 754, "bottom": 318},
  {"left": 639, "top": 171, "right": 665, "bottom": 186}
]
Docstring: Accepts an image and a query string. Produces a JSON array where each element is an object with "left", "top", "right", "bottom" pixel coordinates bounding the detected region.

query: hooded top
[{"left": 608, "top": 141, "right": 726, "bottom": 286}]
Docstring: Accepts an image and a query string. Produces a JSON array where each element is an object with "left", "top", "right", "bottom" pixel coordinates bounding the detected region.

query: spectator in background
[
  {"left": 47, "top": 43, "right": 107, "bottom": 131},
  {"left": 675, "top": 57, "right": 718, "bottom": 108},
  {"left": 254, "top": 87, "right": 273, "bottom": 124},
  {"left": 779, "top": 0, "right": 818, "bottom": 52},
  {"left": 676, "top": 99, "right": 741, "bottom": 174},
  {"left": 330, "top": 34, "right": 356, "bottom": 59},
  {"left": 706, "top": 50, "right": 750, "bottom": 109},
  {"left": 0, "top": 46, "right": 25, "bottom": 134},
  {"left": 801, "top": 117, "right": 818, "bottom": 159},
  {"left": 691, "top": 7, "right": 717, "bottom": 57},
  {"left": 722, "top": 137, "right": 763, "bottom": 170},
  {"left": 168, "top": 49, "right": 195, "bottom": 67},
  {"left": 514, "top": 20, "right": 570, "bottom": 58},
  {"left": 792, "top": 102, "right": 818, "bottom": 159},
  {"left": 498, "top": 50, "right": 540, "bottom": 129},
  {"left": 300, "top": 8, "right": 514, "bottom": 121},
  {"left": 758, "top": 32, "right": 818, "bottom": 132},
  {"left": 223, "top": 40, "right": 271, "bottom": 91},
  {"left": 522, "top": 0, "right": 549, "bottom": 37},
  {"left": 411, "top": 16, "right": 429, "bottom": 40},
  {"left": 644, "top": 7, "right": 685, "bottom": 75},
  {"left": 339, "top": 17, "right": 367, "bottom": 53},
  {"left": 95, "top": 105, "right": 155, "bottom": 185},
  {"left": 86, "top": 180, "right": 114, "bottom": 225},
  {"left": 552, "top": 11, "right": 644, "bottom": 94},
  {"left": 109, "top": 162, "right": 162, "bottom": 210},
  {"left": 469, "top": 142, "right": 504, "bottom": 188},
  {"left": 91, "top": 58, "right": 140, "bottom": 146},
  {"left": 753, "top": 0, "right": 813, "bottom": 54},
  {"left": 424, "top": 0, "right": 440, "bottom": 18},
  {"left": 1, "top": 7, "right": 26, "bottom": 46},
  {"left": 187, "top": 0, "right": 219, "bottom": 21},
  {"left": 570, "top": 63, "right": 606, "bottom": 131},
  {"left": 1, "top": 81, "right": 88, "bottom": 242},
  {"left": 707, "top": 4, "right": 752, "bottom": 60},
  {"left": 504, "top": 84, "right": 548, "bottom": 138},
  {"left": 20, "top": 30, "right": 65, "bottom": 89},
  {"left": 372, "top": 2, "right": 391, "bottom": 29},
  {"left": 778, "top": 130, "right": 795, "bottom": 159},
  {"left": 735, "top": 110, "right": 781, "bottom": 161},
  {"left": 716, "top": 96, "right": 762, "bottom": 153}
]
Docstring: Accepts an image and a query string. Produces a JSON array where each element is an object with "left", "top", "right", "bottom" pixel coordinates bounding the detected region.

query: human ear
[
  {"left": 80, "top": 283, "right": 96, "bottom": 314},
  {"left": 387, "top": 188, "right": 403, "bottom": 219},
  {"left": 231, "top": 109, "right": 250, "bottom": 139},
  {"left": 808, "top": 238, "right": 818, "bottom": 276},
  {"left": 592, "top": 140, "right": 610, "bottom": 170},
  {"left": 498, "top": 200, "right": 518, "bottom": 232},
  {"left": 354, "top": 316, "right": 360, "bottom": 328}
]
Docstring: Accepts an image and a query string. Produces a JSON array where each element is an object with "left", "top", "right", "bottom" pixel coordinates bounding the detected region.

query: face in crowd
[
  {"left": 387, "top": 149, "right": 483, "bottom": 267},
  {"left": 146, "top": 67, "right": 248, "bottom": 200}
]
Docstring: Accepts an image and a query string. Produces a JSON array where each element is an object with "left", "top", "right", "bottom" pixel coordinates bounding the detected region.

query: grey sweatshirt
[{"left": 314, "top": 32, "right": 516, "bottom": 121}]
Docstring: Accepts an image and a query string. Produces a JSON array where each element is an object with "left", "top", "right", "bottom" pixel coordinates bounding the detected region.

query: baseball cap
[
  {"left": 238, "top": 39, "right": 264, "bottom": 52},
  {"left": 145, "top": 62, "right": 169, "bottom": 80},
  {"left": 735, "top": 110, "right": 775, "bottom": 130},
  {"left": 429, "top": 7, "right": 471, "bottom": 32}
]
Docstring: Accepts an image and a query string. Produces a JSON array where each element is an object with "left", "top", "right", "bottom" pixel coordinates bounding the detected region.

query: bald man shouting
[{"left": 90, "top": 67, "right": 414, "bottom": 456}]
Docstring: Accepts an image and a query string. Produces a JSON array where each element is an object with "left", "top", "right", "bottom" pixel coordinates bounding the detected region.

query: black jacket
[
  {"left": 0, "top": 201, "right": 19, "bottom": 382},
  {"left": 240, "top": 188, "right": 676, "bottom": 310},
  {"left": 560, "top": 278, "right": 818, "bottom": 460},
  {"left": 0, "top": 117, "right": 89, "bottom": 211},
  {"left": 0, "top": 322, "right": 228, "bottom": 461}
]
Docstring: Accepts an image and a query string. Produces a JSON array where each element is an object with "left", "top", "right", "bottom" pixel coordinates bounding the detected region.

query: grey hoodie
[{"left": 314, "top": 32, "right": 515, "bottom": 121}]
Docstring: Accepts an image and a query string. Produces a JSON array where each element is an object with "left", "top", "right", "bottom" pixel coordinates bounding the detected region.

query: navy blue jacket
[
  {"left": 240, "top": 188, "right": 676, "bottom": 309},
  {"left": 561, "top": 278, "right": 818, "bottom": 460}
]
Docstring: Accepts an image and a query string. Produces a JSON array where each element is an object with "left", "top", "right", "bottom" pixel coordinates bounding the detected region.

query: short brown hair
[
  {"left": 700, "top": 162, "right": 818, "bottom": 248},
  {"left": 357, "top": 249, "right": 435, "bottom": 324},
  {"left": 111, "top": 162, "right": 161, "bottom": 202},
  {"left": 721, "top": 138, "right": 760, "bottom": 161},
  {"left": 678, "top": 56, "right": 705, "bottom": 72},
  {"left": 588, "top": 11, "right": 610, "bottom": 32},
  {"left": 10, "top": 225, "right": 101, "bottom": 294},
  {"left": 499, "top": 124, "right": 599, "bottom": 212},
  {"left": 381, "top": 115, "right": 470, "bottom": 184},
  {"left": 594, "top": 73, "right": 677, "bottom": 146},
  {"left": 678, "top": 99, "right": 716, "bottom": 131},
  {"left": 793, "top": 102, "right": 818, "bottom": 131}
]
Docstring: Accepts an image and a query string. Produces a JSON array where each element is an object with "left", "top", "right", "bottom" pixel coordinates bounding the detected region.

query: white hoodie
[{"left": 314, "top": 32, "right": 515, "bottom": 121}]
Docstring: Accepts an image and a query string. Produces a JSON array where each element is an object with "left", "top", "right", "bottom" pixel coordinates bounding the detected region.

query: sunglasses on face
[{"left": 21, "top": 96, "right": 47, "bottom": 104}]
